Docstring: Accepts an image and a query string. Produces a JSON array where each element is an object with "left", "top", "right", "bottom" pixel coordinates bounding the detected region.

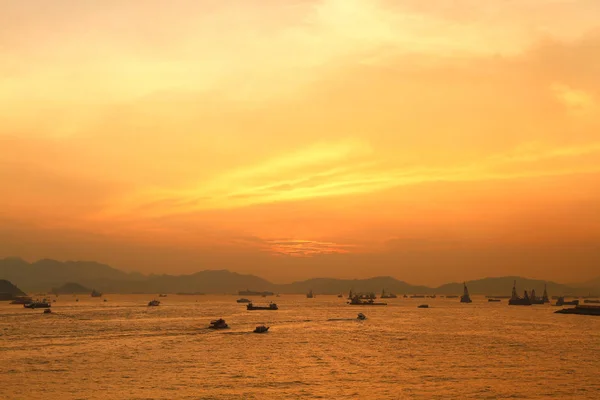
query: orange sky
[{"left": 1, "top": 0, "right": 599, "bottom": 284}]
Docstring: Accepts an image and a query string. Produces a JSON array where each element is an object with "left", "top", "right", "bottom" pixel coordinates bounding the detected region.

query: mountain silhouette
[{"left": 0, "top": 257, "right": 596, "bottom": 296}]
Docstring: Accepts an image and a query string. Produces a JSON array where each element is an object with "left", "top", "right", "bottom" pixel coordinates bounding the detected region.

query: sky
[{"left": 1, "top": 0, "right": 599, "bottom": 285}]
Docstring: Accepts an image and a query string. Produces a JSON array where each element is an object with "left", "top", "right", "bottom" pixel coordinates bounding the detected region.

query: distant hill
[
  {"left": 51, "top": 282, "right": 92, "bottom": 294},
  {"left": 0, "top": 279, "right": 27, "bottom": 300},
  {"left": 435, "top": 276, "right": 577, "bottom": 296},
  {"left": 0, "top": 257, "right": 596, "bottom": 296}
]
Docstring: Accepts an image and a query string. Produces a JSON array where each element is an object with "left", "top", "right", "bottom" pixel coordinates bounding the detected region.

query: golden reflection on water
[{"left": 1, "top": 295, "right": 599, "bottom": 399}]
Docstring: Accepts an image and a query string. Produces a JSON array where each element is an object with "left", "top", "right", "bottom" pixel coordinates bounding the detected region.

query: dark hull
[
  {"left": 247, "top": 307, "right": 277, "bottom": 310},
  {"left": 348, "top": 302, "right": 387, "bottom": 306},
  {"left": 509, "top": 299, "right": 531, "bottom": 306},
  {"left": 24, "top": 303, "right": 51, "bottom": 309},
  {"left": 555, "top": 306, "right": 600, "bottom": 316}
]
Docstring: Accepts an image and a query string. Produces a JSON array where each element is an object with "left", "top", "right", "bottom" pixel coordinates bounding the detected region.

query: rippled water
[{"left": 1, "top": 295, "right": 599, "bottom": 399}]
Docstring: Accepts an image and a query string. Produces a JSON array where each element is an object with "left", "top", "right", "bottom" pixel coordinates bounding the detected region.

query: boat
[
  {"left": 208, "top": 319, "right": 229, "bottom": 329},
  {"left": 238, "top": 290, "right": 273, "bottom": 296},
  {"left": 508, "top": 281, "right": 532, "bottom": 306},
  {"left": 148, "top": 299, "right": 160, "bottom": 307},
  {"left": 418, "top": 304, "right": 429, "bottom": 308},
  {"left": 236, "top": 298, "right": 251, "bottom": 303},
  {"left": 460, "top": 282, "right": 472, "bottom": 303},
  {"left": 10, "top": 296, "right": 32, "bottom": 305},
  {"left": 253, "top": 325, "right": 269, "bottom": 333},
  {"left": 103, "top": 299, "right": 108, "bottom": 302},
  {"left": 584, "top": 299, "right": 600, "bottom": 304},
  {"left": 529, "top": 289, "right": 545, "bottom": 305},
  {"left": 488, "top": 298, "right": 501, "bottom": 302},
  {"left": 555, "top": 297, "right": 579, "bottom": 306},
  {"left": 246, "top": 302, "right": 278, "bottom": 310},
  {"left": 380, "top": 289, "right": 397, "bottom": 299},
  {"left": 446, "top": 295, "right": 458, "bottom": 299},
  {"left": 357, "top": 313, "right": 366, "bottom": 320},
  {"left": 43, "top": 309, "right": 52, "bottom": 314},
  {"left": 306, "top": 289, "right": 314, "bottom": 299},
  {"left": 347, "top": 290, "right": 354, "bottom": 299},
  {"left": 348, "top": 296, "right": 387, "bottom": 306},
  {"left": 337, "top": 294, "right": 343, "bottom": 298},
  {"left": 541, "top": 284, "right": 550, "bottom": 303},
  {"left": 555, "top": 305, "right": 600, "bottom": 316},
  {"left": 90, "top": 289, "right": 102, "bottom": 298},
  {"left": 24, "top": 299, "right": 51, "bottom": 309},
  {"left": 158, "top": 294, "right": 167, "bottom": 298}
]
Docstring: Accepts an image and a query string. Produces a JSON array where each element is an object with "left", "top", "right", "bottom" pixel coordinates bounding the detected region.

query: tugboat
[
  {"left": 555, "top": 297, "right": 579, "bottom": 306},
  {"left": 460, "top": 282, "right": 472, "bottom": 303},
  {"left": 236, "top": 298, "right": 251, "bottom": 303},
  {"left": 253, "top": 325, "right": 269, "bottom": 333},
  {"left": 90, "top": 289, "right": 102, "bottom": 298},
  {"left": 380, "top": 289, "right": 397, "bottom": 299},
  {"left": 24, "top": 299, "right": 51, "bottom": 309},
  {"left": 208, "top": 319, "right": 229, "bottom": 329},
  {"left": 246, "top": 302, "right": 278, "bottom": 310},
  {"left": 508, "top": 281, "right": 532, "bottom": 306},
  {"left": 348, "top": 295, "right": 387, "bottom": 306},
  {"left": 357, "top": 313, "right": 366, "bottom": 320},
  {"left": 306, "top": 289, "right": 315, "bottom": 299},
  {"left": 148, "top": 299, "right": 160, "bottom": 307}
]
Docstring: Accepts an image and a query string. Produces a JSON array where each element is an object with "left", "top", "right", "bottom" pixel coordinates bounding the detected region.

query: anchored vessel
[
  {"left": 90, "top": 289, "right": 102, "bottom": 298},
  {"left": 148, "top": 299, "right": 160, "bottom": 307},
  {"left": 380, "top": 289, "right": 397, "bottom": 299},
  {"left": 24, "top": 299, "right": 51, "bottom": 309},
  {"left": 508, "top": 281, "right": 532, "bottom": 306},
  {"left": 236, "top": 298, "right": 251, "bottom": 303},
  {"left": 246, "top": 302, "right": 278, "bottom": 310},
  {"left": 460, "top": 282, "right": 472, "bottom": 303},
  {"left": 306, "top": 289, "right": 314, "bottom": 299},
  {"left": 348, "top": 295, "right": 387, "bottom": 306},
  {"left": 555, "top": 297, "right": 579, "bottom": 306}
]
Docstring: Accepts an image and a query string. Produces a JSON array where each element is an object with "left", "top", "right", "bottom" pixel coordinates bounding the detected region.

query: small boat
[
  {"left": 24, "top": 299, "right": 51, "bottom": 309},
  {"left": 584, "top": 299, "right": 600, "bottom": 304},
  {"left": 43, "top": 309, "right": 52, "bottom": 314},
  {"left": 209, "top": 319, "right": 229, "bottom": 329},
  {"left": 103, "top": 299, "right": 108, "bottom": 302},
  {"left": 253, "top": 325, "right": 269, "bottom": 333},
  {"left": 380, "top": 289, "right": 397, "bottom": 299},
  {"left": 148, "top": 299, "right": 160, "bottom": 307},
  {"left": 247, "top": 302, "right": 278, "bottom": 310},
  {"left": 357, "top": 313, "right": 366, "bottom": 320},
  {"left": 158, "top": 294, "right": 167, "bottom": 298},
  {"left": 306, "top": 289, "right": 315, "bottom": 299},
  {"left": 418, "top": 304, "right": 429, "bottom": 308},
  {"left": 337, "top": 294, "right": 343, "bottom": 298},
  {"left": 488, "top": 298, "right": 501, "bottom": 302},
  {"left": 460, "top": 282, "right": 472, "bottom": 303},
  {"left": 90, "top": 289, "right": 102, "bottom": 298},
  {"left": 236, "top": 298, "right": 251, "bottom": 303}
]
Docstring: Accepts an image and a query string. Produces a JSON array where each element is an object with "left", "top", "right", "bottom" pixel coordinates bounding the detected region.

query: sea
[{"left": 1, "top": 295, "right": 599, "bottom": 399}]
